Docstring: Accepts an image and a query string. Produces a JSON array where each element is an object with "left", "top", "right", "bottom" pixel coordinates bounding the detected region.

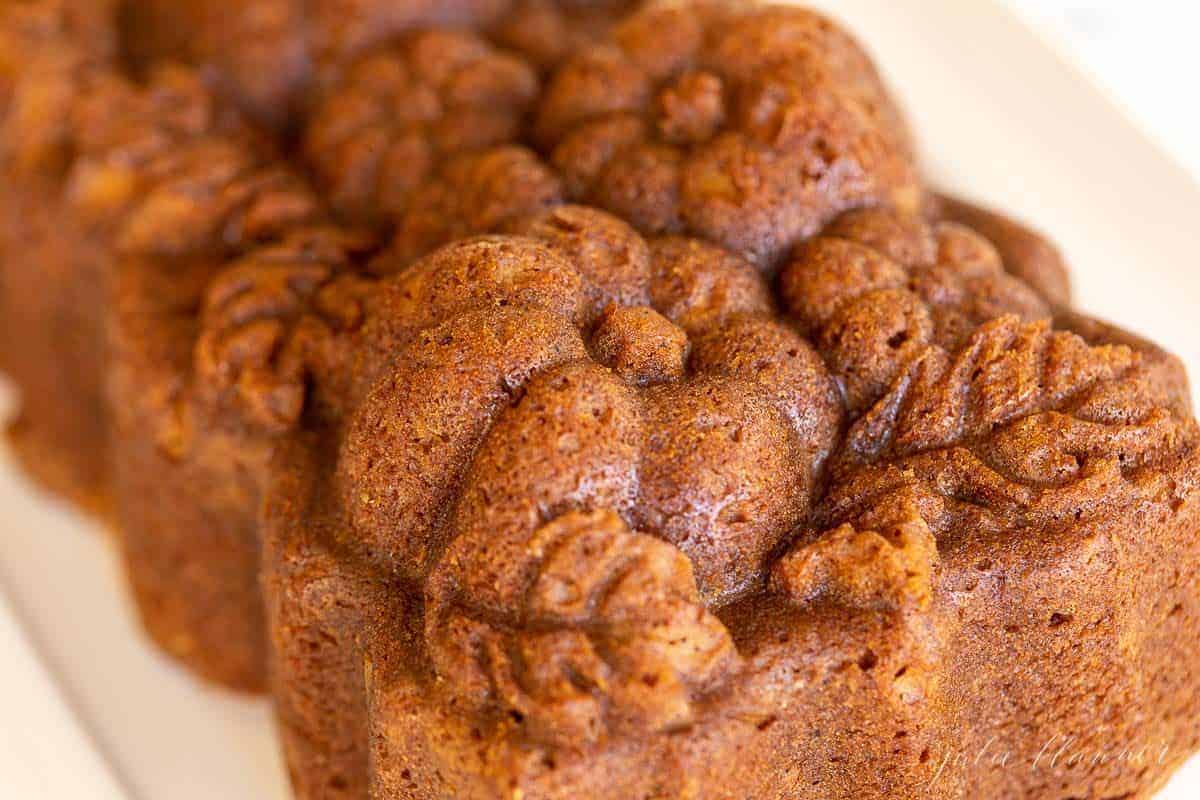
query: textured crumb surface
[{"left": 265, "top": 203, "right": 1200, "bottom": 798}]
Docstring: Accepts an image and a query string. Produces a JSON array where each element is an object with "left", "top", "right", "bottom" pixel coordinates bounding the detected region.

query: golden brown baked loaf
[
  {"left": 0, "top": 1, "right": 1197, "bottom": 799},
  {"left": 0, "top": 0, "right": 630, "bottom": 694},
  {"left": 0, "top": 0, "right": 323, "bottom": 687},
  {"left": 262, "top": 204, "right": 1200, "bottom": 798}
]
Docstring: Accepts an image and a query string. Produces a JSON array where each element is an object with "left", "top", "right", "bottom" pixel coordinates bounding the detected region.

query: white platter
[{"left": 1, "top": 0, "right": 1197, "bottom": 797}]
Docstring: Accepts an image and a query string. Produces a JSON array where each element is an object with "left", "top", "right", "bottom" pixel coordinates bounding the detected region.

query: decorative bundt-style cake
[
  {"left": 0, "top": 0, "right": 325, "bottom": 687},
  {"left": 261, "top": 203, "right": 1199, "bottom": 799},
  {"left": 1, "top": 1, "right": 1197, "bottom": 799},
  {"left": 0, "top": 0, "right": 615, "bottom": 692}
]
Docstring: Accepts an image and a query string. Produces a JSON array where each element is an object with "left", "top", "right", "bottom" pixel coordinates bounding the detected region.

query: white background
[{"left": 1009, "top": 0, "right": 1200, "bottom": 181}]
